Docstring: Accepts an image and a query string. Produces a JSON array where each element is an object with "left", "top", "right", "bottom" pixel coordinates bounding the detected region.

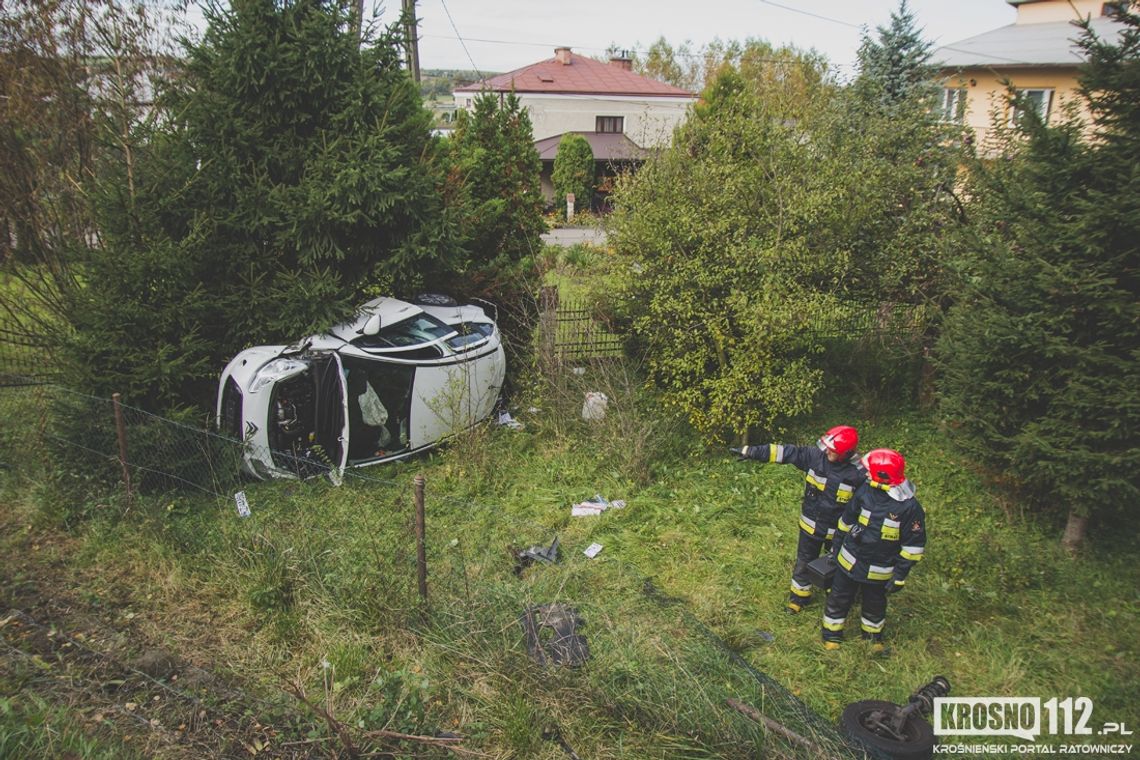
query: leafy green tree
[
  {"left": 638, "top": 37, "right": 698, "bottom": 90},
  {"left": 609, "top": 42, "right": 964, "bottom": 442},
  {"left": 854, "top": 0, "right": 937, "bottom": 108},
  {"left": 447, "top": 91, "right": 544, "bottom": 278},
  {"left": 66, "top": 0, "right": 454, "bottom": 411},
  {"left": 552, "top": 133, "right": 594, "bottom": 216},
  {"left": 634, "top": 36, "right": 828, "bottom": 96},
  {"left": 936, "top": 8, "right": 1140, "bottom": 549}
]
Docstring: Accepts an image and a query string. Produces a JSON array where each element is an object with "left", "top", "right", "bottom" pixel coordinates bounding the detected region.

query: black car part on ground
[
  {"left": 519, "top": 603, "right": 589, "bottom": 667},
  {"left": 513, "top": 536, "right": 560, "bottom": 575},
  {"left": 840, "top": 676, "right": 950, "bottom": 760}
]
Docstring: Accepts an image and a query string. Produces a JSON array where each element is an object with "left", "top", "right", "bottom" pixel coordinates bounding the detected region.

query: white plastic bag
[{"left": 582, "top": 391, "right": 609, "bottom": 421}]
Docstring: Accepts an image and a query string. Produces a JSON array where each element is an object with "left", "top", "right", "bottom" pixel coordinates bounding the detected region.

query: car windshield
[
  {"left": 352, "top": 314, "right": 454, "bottom": 349},
  {"left": 445, "top": 322, "right": 494, "bottom": 351}
]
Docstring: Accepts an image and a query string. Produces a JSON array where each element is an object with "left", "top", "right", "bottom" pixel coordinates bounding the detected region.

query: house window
[
  {"left": 1011, "top": 88, "right": 1053, "bottom": 125},
  {"left": 940, "top": 87, "right": 966, "bottom": 123},
  {"left": 596, "top": 116, "right": 624, "bottom": 134}
]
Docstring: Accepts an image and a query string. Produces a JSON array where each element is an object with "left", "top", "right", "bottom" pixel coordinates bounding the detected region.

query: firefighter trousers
[{"left": 821, "top": 570, "right": 887, "bottom": 643}]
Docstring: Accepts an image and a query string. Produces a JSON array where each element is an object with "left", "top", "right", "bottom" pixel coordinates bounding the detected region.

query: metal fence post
[
  {"left": 111, "top": 392, "right": 133, "bottom": 505},
  {"left": 414, "top": 473, "right": 428, "bottom": 606},
  {"left": 539, "top": 285, "right": 559, "bottom": 370}
]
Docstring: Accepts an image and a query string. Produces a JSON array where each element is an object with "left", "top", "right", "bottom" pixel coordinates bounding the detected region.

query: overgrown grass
[
  {"left": 0, "top": 693, "right": 139, "bottom": 760},
  {"left": 1, "top": 365, "right": 1136, "bottom": 757}
]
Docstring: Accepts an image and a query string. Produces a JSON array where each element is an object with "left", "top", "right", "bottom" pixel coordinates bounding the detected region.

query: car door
[{"left": 312, "top": 353, "right": 350, "bottom": 476}]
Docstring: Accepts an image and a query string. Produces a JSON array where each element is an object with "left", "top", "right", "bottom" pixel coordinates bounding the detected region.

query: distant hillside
[{"left": 419, "top": 69, "right": 496, "bottom": 100}]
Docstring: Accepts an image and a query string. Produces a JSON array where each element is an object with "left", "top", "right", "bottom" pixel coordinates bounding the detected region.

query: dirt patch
[{"left": 0, "top": 514, "right": 324, "bottom": 759}]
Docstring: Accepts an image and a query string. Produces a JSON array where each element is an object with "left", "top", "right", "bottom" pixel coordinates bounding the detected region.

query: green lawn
[{"left": 1, "top": 372, "right": 1135, "bottom": 758}]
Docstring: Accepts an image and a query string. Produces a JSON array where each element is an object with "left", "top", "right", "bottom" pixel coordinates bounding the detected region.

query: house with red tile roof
[{"left": 454, "top": 47, "right": 697, "bottom": 206}]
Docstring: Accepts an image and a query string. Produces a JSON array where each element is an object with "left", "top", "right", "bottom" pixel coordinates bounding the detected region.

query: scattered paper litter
[
  {"left": 583, "top": 543, "right": 603, "bottom": 559},
  {"left": 497, "top": 411, "right": 524, "bottom": 430},
  {"left": 570, "top": 494, "right": 626, "bottom": 517}
]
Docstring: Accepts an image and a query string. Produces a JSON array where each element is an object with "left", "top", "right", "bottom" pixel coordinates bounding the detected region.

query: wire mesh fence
[{"left": 0, "top": 382, "right": 878, "bottom": 759}]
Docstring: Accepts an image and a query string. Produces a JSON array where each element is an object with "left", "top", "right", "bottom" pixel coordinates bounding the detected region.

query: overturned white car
[{"left": 217, "top": 295, "right": 506, "bottom": 479}]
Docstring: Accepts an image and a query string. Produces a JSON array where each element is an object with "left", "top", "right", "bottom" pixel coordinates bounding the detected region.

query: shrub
[{"left": 552, "top": 133, "right": 595, "bottom": 216}]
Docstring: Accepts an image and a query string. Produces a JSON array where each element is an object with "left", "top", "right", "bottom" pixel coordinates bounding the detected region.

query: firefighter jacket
[
  {"left": 834, "top": 480, "right": 926, "bottom": 588},
  {"left": 741, "top": 444, "right": 867, "bottom": 540}
]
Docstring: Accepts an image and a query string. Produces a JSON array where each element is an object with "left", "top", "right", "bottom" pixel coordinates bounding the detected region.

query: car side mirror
[{"left": 360, "top": 314, "right": 382, "bottom": 336}]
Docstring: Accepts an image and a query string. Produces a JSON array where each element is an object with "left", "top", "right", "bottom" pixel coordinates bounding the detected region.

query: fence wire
[{"left": 0, "top": 383, "right": 877, "bottom": 759}]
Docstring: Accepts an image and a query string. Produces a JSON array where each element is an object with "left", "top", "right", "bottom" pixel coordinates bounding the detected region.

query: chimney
[
  {"left": 554, "top": 47, "right": 572, "bottom": 65},
  {"left": 609, "top": 55, "right": 633, "bottom": 71}
]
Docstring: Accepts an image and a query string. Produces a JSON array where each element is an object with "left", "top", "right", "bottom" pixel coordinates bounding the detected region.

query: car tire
[
  {"left": 412, "top": 292, "right": 457, "bottom": 307},
  {"left": 840, "top": 700, "right": 936, "bottom": 760}
]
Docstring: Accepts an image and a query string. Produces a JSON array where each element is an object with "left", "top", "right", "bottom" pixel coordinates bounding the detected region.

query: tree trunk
[{"left": 1060, "top": 509, "right": 1087, "bottom": 553}]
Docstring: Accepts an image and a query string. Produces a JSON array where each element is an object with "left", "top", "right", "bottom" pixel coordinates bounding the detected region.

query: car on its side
[{"left": 217, "top": 295, "right": 506, "bottom": 479}]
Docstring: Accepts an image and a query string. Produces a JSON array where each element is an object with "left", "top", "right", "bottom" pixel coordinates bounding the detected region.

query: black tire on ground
[
  {"left": 412, "top": 292, "right": 457, "bottom": 307},
  {"left": 840, "top": 700, "right": 936, "bottom": 760}
]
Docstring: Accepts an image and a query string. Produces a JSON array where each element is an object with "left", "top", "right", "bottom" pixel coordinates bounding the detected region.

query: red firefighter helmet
[
  {"left": 863, "top": 448, "right": 906, "bottom": 486},
  {"left": 819, "top": 425, "right": 859, "bottom": 458}
]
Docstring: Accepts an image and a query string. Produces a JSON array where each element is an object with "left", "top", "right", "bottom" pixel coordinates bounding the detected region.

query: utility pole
[{"left": 402, "top": 0, "right": 420, "bottom": 83}]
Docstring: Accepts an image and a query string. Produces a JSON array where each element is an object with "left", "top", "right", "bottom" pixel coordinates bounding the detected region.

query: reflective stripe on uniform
[
  {"left": 799, "top": 514, "right": 817, "bottom": 534},
  {"left": 790, "top": 581, "right": 812, "bottom": 597},
  {"left": 823, "top": 615, "right": 846, "bottom": 631},
  {"left": 861, "top": 616, "right": 885, "bottom": 633},
  {"left": 806, "top": 469, "right": 826, "bottom": 490},
  {"left": 838, "top": 546, "right": 856, "bottom": 571},
  {"left": 888, "top": 480, "right": 916, "bottom": 501},
  {"left": 837, "top": 517, "right": 852, "bottom": 533},
  {"left": 837, "top": 483, "right": 855, "bottom": 503},
  {"left": 858, "top": 508, "right": 872, "bottom": 526},
  {"left": 900, "top": 546, "right": 925, "bottom": 561},
  {"left": 770, "top": 444, "right": 784, "bottom": 463},
  {"left": 881, "top": 517, "right": 901, "bottom": 541},
  {"left": 825, "top": 527, "right": 836, "bottom": 539},
  {"left": 867, "top": 564, "right": 894, "bottom": 581}
]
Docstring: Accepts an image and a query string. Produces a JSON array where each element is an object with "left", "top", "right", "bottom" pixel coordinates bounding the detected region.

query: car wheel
[
  {"left": 412, "top": 292, "right": 457, "bottom": 307},
  {"left": 840, "top": 700, "right": 936, "bottom": 760}
]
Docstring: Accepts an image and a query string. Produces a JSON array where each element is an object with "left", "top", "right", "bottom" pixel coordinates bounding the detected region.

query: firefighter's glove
[
  {"left": 887, "top": 578, "right": 905, "bottom": 595},
  {"left": 848, "top": 524, "right": 865, "bottom": 545},
  {"left": 729, "top": 446, "right": 752, "bottom": 460}
]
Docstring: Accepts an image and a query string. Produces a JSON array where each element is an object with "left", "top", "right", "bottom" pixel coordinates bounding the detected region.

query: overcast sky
[{"left": 381, "top": 0, "right": 1018, "bottom": 76}]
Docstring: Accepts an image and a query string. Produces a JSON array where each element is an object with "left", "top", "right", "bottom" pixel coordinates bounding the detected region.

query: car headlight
[{"left": 250, "top": 358, "right": 308, "bottom": 393}]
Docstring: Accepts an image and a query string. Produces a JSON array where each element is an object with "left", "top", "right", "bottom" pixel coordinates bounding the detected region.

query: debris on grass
[{"left": 570, "top": 494, "right": 625, "bottom": 517}]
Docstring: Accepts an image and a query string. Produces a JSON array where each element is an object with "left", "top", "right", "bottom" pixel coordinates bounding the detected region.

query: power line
[
  {"left": 756, "top": 0, "right": 863, "bottom": 30},
  {"left": 437, "top": 0, "right": 483, "bottom": 80},
  {"left": 420, "top": 33, "right": 859, "bottom": 72}
]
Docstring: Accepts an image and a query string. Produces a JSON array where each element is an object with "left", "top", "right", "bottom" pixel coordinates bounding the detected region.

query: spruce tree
[
  {"left": 68, "top": 0, "right": 454, "bottom": 411},
  {"left": 936, "top": 7, "right": 1140, "bottom": 549},
  {"left": 854, "top": 0, "right": 937, "bottom": 108},
  {"left": 448, "top": 92, "right": 545, "bottom": 277}
]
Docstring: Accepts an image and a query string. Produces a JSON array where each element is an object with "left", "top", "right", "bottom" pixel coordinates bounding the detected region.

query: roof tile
[{"left": 455, "top": 51, "right": 694, "bottom": 97}]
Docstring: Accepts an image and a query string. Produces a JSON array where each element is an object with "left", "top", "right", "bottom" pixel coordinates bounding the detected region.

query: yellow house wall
[
  {"left": 1013, "top": 0, "right": 1104, "bottom": 24},
  {"left": 942, "top": 66, "right": 1089, "bottom": 149}
]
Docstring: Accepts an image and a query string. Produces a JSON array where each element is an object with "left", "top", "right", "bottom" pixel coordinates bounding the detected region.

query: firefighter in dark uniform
[
  {"left": 732, "top": 426, "right": 866, "bottom": 614},
  {"left": 822, "top": 448, "right": 926, "bottom": 653}
]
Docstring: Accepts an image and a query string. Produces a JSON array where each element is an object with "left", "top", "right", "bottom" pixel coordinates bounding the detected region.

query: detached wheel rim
[{"left": 841, "top": 699, "right": 936, "bottom": 759}]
